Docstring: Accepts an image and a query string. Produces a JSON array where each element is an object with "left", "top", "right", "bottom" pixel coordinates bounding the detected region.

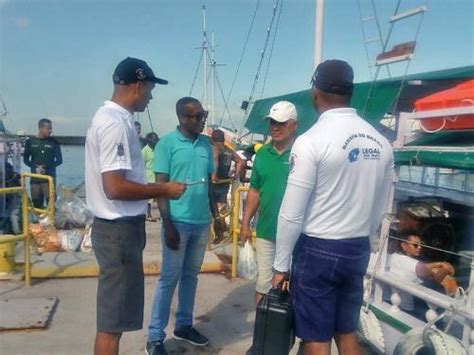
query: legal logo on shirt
[
  {"left": 348, "top": 148, "right": 360, "bottom": 163},
  {"left": 116, "top": 143, "right": 125, "bottom": 160},
  {"left": 362, "top": 147, "right": 381, "bottom": 160},
  {"left": 289, "top": 153, "right": 297, "bottom": 173}
]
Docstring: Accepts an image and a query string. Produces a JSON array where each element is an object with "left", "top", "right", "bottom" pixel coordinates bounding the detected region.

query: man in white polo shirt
[
  {"left": 85, "top": 57, "right": 185, "bottom": 355},
  {"left": 271, "top": 60, "right": 393, "bottom": 355}
]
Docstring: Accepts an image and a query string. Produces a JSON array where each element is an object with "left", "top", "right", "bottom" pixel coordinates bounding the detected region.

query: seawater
[
  {"left": 20, "top": 145, "right": 474, "bottom": 193},
  {"left": 21, "top": 145, "right": 85, "bottom": 189}
]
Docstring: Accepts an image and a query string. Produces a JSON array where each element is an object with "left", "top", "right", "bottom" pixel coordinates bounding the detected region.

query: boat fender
[
  {"left": 357, "top": 308, "right": 385, "bottom": 354},
  {"left": 393, "top": 327, "right": 468, "bottom": 355}
]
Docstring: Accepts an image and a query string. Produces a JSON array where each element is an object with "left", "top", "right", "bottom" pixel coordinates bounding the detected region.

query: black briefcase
[{"left": 251, "top": 288, "right": 295, "bottom": 355}]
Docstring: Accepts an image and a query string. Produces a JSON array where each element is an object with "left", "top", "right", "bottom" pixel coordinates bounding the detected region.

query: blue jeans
[{"left": 147, "top": 222, "right": 209, "bottom": 342}]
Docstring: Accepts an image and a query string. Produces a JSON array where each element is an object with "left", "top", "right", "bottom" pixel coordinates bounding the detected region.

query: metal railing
[
  {"left": 0, "top": 173, "right": 55, "bottom": 286},
  {"left": 23, "top": 173, "right": 55, "bottom": 225}
]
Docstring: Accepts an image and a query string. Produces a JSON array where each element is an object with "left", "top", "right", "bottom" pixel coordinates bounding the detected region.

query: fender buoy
[
  {"left": 358, "top": 308, "right": 385, "bottom": 354},
  {"left": 393, "top": 327, "right": 468, "bottom": 355}
]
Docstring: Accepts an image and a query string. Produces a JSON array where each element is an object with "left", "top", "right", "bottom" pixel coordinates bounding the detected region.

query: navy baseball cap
[
  {"left": 311, "top": 59, "right": 354, "bottom": 95},
  {"left": 113, "top": 57, "right": 168, "bottom": 85}
]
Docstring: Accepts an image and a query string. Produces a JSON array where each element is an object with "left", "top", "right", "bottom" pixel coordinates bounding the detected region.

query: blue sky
[{"left": 0, "top": 0, "right": 472, "bottom": 136}]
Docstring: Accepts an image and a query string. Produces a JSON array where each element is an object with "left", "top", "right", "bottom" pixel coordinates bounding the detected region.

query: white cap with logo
[{"left": 265, "top": 101, "right": 298, "bottom": 123}]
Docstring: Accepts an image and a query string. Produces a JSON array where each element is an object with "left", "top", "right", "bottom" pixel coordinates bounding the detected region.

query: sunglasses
[
  {"left": 410, "top": 243, "right": 422, "bottom": 249},
  {"left": 180, "top": 110, "right": 209, "bottom": 122},
  {"left": 269, "top": 119, "right": 291, "bottom": 126}
]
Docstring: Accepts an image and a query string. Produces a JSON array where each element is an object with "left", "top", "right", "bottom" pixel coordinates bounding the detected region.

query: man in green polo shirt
[{"left": 240, "top": 101, "right": 298, "bottom": 305}]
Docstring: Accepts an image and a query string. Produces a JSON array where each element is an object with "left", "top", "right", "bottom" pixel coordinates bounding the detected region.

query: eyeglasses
[{"left": 180, "top": 110, "right": 209, "bottom": 122}]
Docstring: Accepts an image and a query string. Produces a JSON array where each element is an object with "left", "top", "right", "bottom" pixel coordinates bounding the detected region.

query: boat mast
[{"left": 314, "top": 0, "right": 324, "bottom": 68}]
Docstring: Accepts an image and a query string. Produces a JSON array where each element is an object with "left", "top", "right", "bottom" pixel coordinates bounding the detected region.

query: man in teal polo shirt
[
  {"left": 146, "top": 97, "right": 224, "bottom": 355},
  {"left": 240, "top": 101, "right": 298, "bottom": 305}
]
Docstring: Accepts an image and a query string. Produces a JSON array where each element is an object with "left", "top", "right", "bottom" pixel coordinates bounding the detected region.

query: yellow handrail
[
  {"left": 0, "top": 173, "right": 55, "bottom": 286},
  {"left": 21, "top": 173, "right": 55, "bottom": 226},
  {"left": 0, "top": 179, "right": 31, "bottom": 286}
]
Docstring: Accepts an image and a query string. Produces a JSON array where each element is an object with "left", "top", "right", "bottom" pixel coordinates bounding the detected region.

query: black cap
[
  {"left": 311, "top": 59, "right": 354, "bottom": 95},
  {"left": 113, "top": 57, "right": 168, "bottom": 85}
]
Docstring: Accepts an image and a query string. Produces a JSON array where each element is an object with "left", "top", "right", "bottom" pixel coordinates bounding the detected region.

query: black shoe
[
  {"left": 173, "top": 326, "right": 210, "bottom": 346},
  {"left": 145, "top": 341, "right": 167, "bottom": 355}
]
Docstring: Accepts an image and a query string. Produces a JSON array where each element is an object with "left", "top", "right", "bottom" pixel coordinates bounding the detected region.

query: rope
[
  {"left": 371, "top": 0, "right": 391, "bottom": 78},
  {"left": 443, "top": 287, "right": 467, "bottom": 333},
  {"left": 259, "top": 0, "right": 284, "bottom": 98},
  {"left": 363, "top": 211, "right": 394, "bottom": 312},
  {"left": 214, "top": 69, "right": 238, "bottom": 130},
  {"left": 418, "top": 98, "right": 473, "bottom": 133},
  {"left": 146, "top": 106, "right": 155, "bottom": 133},
  {"left": 218, "top": 0, "right": 261, "bottom": 127},
  {"left": 238, "top": 0, "right": 282, "bottom": 135},
  {"left": 189, "top": 48, "right": 204, "bottom": 96}
]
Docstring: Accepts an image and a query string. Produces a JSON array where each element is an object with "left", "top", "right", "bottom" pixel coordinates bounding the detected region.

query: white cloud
[{"left": 12, "top": 16, "right": 31, "bottom": 29}]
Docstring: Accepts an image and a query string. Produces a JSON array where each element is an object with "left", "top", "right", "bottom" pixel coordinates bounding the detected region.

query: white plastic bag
[
  {"left": 237, "top": 241, "right": 258, "bottom": 280},
  {"left": 55, "top": 186, "right": 93, "bottom": 228},
  {"left": 59, "top": 229, "right": 84, "bottom": 252},
  {"left": 80, "top": 225, "right": 93, "bottom": 253}
]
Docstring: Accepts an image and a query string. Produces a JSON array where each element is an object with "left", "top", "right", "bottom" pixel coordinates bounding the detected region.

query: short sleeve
[
  {"left": 98, "top": 122, "right": 132, "bottom": 173},
  {"left": 249, "top": 153, "right": 261, "bottom": 190},
  {"left": 287, "top": 135, "right": 318, "bottom": 189},
  {"left": 153, "top": 137, "right": 170, "bottom": 174},
  {"left": 389, "top": 254, "right": 419, "bottom": 283}
]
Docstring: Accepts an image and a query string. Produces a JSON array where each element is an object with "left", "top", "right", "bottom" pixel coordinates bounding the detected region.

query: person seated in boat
[{"left": 389, "top": 230, "right": 458, "bottom": 314}]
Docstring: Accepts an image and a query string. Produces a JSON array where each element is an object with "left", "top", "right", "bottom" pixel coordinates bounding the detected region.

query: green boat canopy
[
  {"left": 245, "top": 65, "right": 474, "bottom": 170},
  {"left": 245, "top": 81, "right": 400, "bottom": 136},
  {"left": 394, "top": 148, "right": 474, "bottom": 170}
]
